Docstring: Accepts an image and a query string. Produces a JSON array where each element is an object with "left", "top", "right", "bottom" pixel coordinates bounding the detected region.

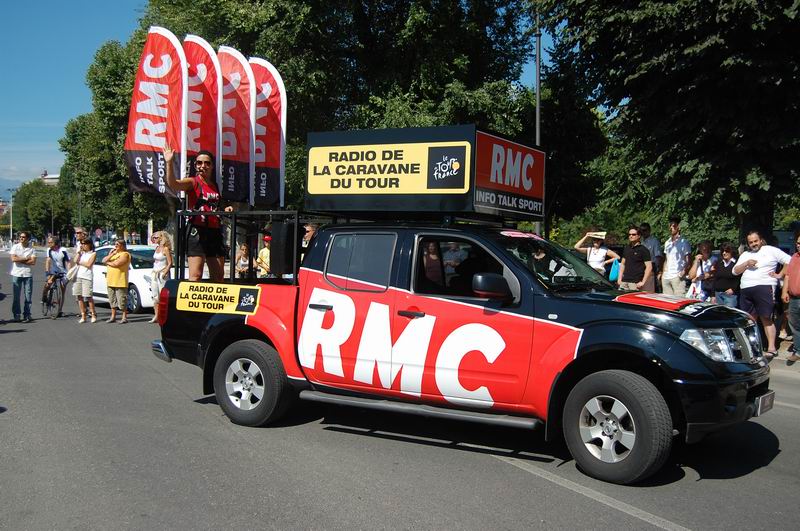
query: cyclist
[{"left": 43, "top": 237, "right": 70, "bottom": 318}]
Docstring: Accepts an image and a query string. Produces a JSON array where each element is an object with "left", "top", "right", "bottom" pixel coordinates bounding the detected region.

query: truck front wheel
[
  {"left": 213, "top": 340, "right": 292, "bottom": 426},
  {"left": 562, "top": 370, "right": 672, "bottom": 484}
]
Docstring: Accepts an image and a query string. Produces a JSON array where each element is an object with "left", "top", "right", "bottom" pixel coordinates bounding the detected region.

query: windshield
[
  {"left": 130, "top": 249, "right": 155, "bottom": 270},
  {"left": 490, "top": 231, "right": 614, "bottom": 291}
]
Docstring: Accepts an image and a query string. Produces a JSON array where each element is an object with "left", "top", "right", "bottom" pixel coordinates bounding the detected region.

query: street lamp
[{"left": 6, "top": 187, "right": 16, "bottom": 245}]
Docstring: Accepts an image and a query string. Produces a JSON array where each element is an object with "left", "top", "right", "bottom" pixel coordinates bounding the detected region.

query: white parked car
[{"left": 92, "top": 244, "right": 166, "bottom": 313}]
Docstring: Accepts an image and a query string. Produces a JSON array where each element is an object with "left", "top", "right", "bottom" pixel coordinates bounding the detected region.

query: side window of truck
[
  {"left": 325, "top": 233, "right": 397, "bottom": 292},
  {"left": 414, "top": 237, "right": 504, "bottom": 298}
]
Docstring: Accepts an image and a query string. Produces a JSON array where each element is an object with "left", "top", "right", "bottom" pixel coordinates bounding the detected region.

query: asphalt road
[{"left": 1, "top": 254, "right": 799, "bottom": 530}]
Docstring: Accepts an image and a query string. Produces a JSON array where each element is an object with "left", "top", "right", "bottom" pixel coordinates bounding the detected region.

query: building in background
[{"left": 40, "top": 169, "right": 59, "bottom": 186}]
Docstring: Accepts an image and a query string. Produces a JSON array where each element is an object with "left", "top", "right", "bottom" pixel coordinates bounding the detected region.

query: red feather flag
[
  {"left": 249, "top": 57, "right": 287, "bottom": 207},
  {"left": 125, "top": 27, "right": 187, "bottom": 196}
]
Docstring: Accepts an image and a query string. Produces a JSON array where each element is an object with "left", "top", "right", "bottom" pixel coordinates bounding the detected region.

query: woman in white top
[
  {"left": 235, "top": 243, "right": 250, "bottom": 278},
  {"left": 73, "top": 239, "right": 97, "bottom": 323},
  {"left": 574, "top": 232, "right": 620, "bottom": 276},
  {"left": 687, "top": 240, "right": 717, "bottom": 301},
  {"left": 150, "top": 231, "right": 173, "bottom": 323}
]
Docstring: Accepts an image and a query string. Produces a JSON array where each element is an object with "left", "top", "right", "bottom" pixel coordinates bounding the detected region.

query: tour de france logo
[
  {"left": 235, "top": 288, "right": 260, "bottom": 313},
  {"left": 427, "top": 146, "right": 466, "bottom": 189}
]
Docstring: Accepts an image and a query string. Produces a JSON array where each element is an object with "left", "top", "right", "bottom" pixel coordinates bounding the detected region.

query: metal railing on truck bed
[{"left": 174, "top": 209, "right": 303, "bottom": 285}]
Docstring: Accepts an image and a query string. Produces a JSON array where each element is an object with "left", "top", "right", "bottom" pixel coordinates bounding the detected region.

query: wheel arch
[
  {"left": 544, "top": 348, "right": 684, "bottom": 443},
  {"left": 202, "top": 323, "right": 276, "bottom": 395}
]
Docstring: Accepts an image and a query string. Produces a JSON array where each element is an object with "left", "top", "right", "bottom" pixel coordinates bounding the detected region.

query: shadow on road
[
  {"left": 315, "top": 403, "right": 568, "bottom": 464},
  {"left": 670, "top": 421, "right": 779, "bottom": 480},
  {"left": 191, "top": 393, "right": 779, "bottom": 484},
  {"left": 0, "top": 406, "right": 6, "bottom": 414}
]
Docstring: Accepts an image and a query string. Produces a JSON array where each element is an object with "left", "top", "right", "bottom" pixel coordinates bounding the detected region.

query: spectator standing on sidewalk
[
  {"left": 733, "top": 230, "right": 792, "bottom": 359},
  {"left": 713, "top": 243, "right": 740, "bottom": 308},
  {"left": 74, "top": 239, "right": 97, "bottom": 323},
  {"left": 640, "top": 223, "right": 663, "bottom": 291},
  {"left": 781, "top": 233, "right": 800, "bottom": 363},
  {"left": 661, "top": 216, "right": 692, "bottom": 295},
  {"left": 43, "top": 237, "right": 70, "bottom": 318},
  {"left": 9, "top": 231, "right": 36, "bottom": 322},
  {"left": 573, "top": 231, "right": 620, "bottom": 275},
  {"left": 618, "top": 225, "right": 652, "bottom": 291},
  {"left": 72, "top": 226, "right": 87, "bottom": 254},
  {"left": 102, "top": 239, "right": 131, "bottom": 324},
  {"left": 687, "top": 240, "right": 717, "bottom": 301}
]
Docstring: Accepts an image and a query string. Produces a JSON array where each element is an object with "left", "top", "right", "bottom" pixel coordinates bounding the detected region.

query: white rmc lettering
[
  {"left": 298, "top": 287, "right": 505, "bottom": 405},
  {"left": 435, "top": 323, "right": 505, "bottom": 408},
  {"left": 143, "top": 53, "right": 172, "bottom": 78},
  {"left": 353, "top": 302, "right": 436, "bottom": 397},
  {"left": 134, "top": 119, "right": 167, "bottom": 148},
  {"left": 298, "top": 288, "right": 354, "bottom": 377},
  {"left": 136, "top": 82, "right": 169, "bottom": 118},
  {"left": 504, "top": 149, "right": 521, "bottom": 188},
  {"left": 490, "top": 144, "right": 504, "bottom": 184},
  {"left": 253, "top": 83, "right": 271, "bottom": 163},
  {"left": 521, "top": 153, "right": 534, "bottom": 191},
  {"left": 489, "top": 143, "right": 535, "bottom": 192}
]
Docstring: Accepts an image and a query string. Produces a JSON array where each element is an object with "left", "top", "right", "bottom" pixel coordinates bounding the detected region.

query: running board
[{"left": 299, "top": 390, "right": 542, "bottom": 430}]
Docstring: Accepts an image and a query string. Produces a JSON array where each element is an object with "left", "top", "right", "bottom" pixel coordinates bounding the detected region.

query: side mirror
[{"left": 472, "top": 273, "right": 513, "bottom": 302}]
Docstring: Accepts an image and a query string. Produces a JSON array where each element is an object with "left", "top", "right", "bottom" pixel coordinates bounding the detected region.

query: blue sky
[
  {"left": 0, "top": 1, "right": 547, "bottom": 200},
  {"left": 0, "top": 0, "right": 145, "bottom": 197}
]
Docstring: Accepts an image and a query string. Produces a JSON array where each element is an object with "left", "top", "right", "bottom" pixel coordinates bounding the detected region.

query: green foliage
[
  {"left": 62, "top": 0, "right": 546, "bottom": 216},
  {"left": 8, "top": 180, "right": 71, "bottom": 240},
  {"left": 544, "top": 0, "right": 800, "bottom": 238},
  {"left": 539, "top": 35, "right": 607, "bottom": 226}
]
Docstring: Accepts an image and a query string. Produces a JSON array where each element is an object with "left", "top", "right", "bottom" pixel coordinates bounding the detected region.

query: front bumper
[
  {"left": 152, "top": 340, "right": 173, "bottom": 363},
  {"left": 674, "top": 368, "right": 772, "bottom": 444}
]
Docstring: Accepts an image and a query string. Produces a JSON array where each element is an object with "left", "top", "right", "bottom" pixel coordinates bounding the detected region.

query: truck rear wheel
[
  {"left": 562, "top": 370, "right": 672, "bottom": 484},
  {"left": 213, "top": 340, "right": 292, "bottom": 426}
]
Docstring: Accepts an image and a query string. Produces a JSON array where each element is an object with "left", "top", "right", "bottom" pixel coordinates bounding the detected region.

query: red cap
[{"left": 262, "top": 235, "right": 272, "bottom": 242}]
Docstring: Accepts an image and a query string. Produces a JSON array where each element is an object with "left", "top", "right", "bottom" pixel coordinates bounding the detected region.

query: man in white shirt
[
  {"left": 733, "top": 230, "right": 792, "bottom": 357},
  {"left": 10, "top": 231, "right": 37, "bottom": 322},
  {"left": 660, "top": 216, "right": 691, "bottom": 295}
]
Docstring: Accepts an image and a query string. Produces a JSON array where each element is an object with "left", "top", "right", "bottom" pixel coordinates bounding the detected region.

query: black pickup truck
[{"left": 153, "top": 221, "right": 774, "bottom": 484}]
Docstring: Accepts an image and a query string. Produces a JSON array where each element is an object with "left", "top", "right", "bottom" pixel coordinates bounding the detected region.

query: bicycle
[{"left": 42, "top": 273, "right": 65, "bottom": 319}]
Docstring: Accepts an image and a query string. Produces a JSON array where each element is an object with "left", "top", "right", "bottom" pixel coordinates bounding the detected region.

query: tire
[
  {"left": 562, "top": 370, "right": 673, "bottom": 485},
  {"left": 42, "top": 285, "right": 56, "bottom": 317},
  {"left": 51, "top": 284, "right": 62, "bottom": 319},
  {"left": 213, "top": 340, "right": 292, "bottom": 426},
  {"left": 127, "top": 284, "right": 142, "bottom": 314}
]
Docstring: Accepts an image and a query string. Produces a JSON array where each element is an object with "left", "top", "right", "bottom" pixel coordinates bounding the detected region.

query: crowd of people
[
  {"left": 575, "top": 216, "right": 799, "bottom": 362},
  {"left": 5, "top": 226, "right": 174, "bottom": 326}
]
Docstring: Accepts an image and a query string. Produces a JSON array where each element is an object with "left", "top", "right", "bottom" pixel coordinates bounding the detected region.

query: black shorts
[
  {"left": 187, "top": 225, "right": 226, "bottom": 258},
  {"left": 740, "top": 285, "right": 775, "bottom": 318}
]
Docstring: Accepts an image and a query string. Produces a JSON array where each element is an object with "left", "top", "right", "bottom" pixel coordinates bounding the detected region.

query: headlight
[
  {"left": 144, "top": 275, "right": 151, "bottom": 283},
  {"left": 679, "top": 328, "right": 735, "bottom": 362}
]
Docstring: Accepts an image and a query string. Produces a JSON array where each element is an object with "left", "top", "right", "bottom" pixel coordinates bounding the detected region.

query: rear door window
[{"left": 325, "top": 233, "right": 397, "bottom": 292}]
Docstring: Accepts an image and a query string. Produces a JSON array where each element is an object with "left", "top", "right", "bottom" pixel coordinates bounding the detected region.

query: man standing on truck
[
  {"left": 734, "top": 230, "right": 792, "bottom": 358},
  {"left": 618, "top": 225, "right": 653, "bottom": 291}
]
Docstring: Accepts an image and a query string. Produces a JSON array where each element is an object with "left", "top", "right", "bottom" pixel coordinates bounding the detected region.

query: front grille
[{"left": 724, "top": 325, "right": 762, "bottom": 363}]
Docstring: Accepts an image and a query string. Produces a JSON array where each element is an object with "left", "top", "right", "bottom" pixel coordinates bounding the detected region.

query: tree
[
  {"left": 538, "top": 34, "right": 607, "bottom": 233},
  {"left": 544, "top": 0, "right": 800, "bottom": 240},
  {"left": 7, "top": 180, "right": 71, "bottom": 240},
  {"left": 106, "top": 0, "right": 535, "bottom": 209}
]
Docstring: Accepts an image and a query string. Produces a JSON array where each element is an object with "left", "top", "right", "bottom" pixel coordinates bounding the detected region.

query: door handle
[
  {"left": 398, "top": 310, "right": 426, "bottom": 318},
  {"left": 309, "top": 303, "right": 333, "bottom": 311}
]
